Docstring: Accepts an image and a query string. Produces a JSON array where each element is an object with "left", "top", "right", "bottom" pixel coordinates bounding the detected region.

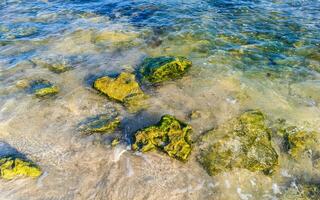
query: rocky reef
[
  {"left": 28, "top": 79, "right": 59, "bottom": 98},
  {"left": 139, "top": 56, "right": 192, "bottom": 84},
  {"left": 0, "top": 156, "right": 42, "bottom": 180},
  {"left": 93, "top": 72, "right": 147, "bottom": 112},
  {"left": 132, "top": 115, "right": 192, "bottom": 161},
  {"left": 198, "top": 110, "right": 278, "bottom": 176}
]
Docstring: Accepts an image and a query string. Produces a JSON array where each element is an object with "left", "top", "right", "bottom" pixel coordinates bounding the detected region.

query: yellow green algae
[
  {"left": 198, "top": 110, "right": 278, "bottom": 176},
  {"left": 0, "top": 156, "right": 42, "bottom": 180},
  {"left": 283, "top": 126, "right": 320, "bottom": 160},
  {"left": 111, "top": 138, "right": 120, "bottom": 147},
  {"left": 132, "top": 115, "right": 192, "bottom": 161},
  {"left": 79, "top": 113, "right": 120, "bottom": 134},
  {"left": 139, "top": 56, "right": 192, "bottom": 84},
  {"left": 93, "top": 72, "right": 147, "bottom": 111},
  {"left": 279, "top": 183, "right": 320, "bottom": 200},
  {"left": 28, "top": 80, "right": 59, "bottom": 98}
]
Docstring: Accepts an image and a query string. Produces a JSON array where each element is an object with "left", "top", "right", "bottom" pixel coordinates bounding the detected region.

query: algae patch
[
  {"left": 132, "top": 115, "right": 192, "bottom": 161},
  {"left": 198, "top": 110, "right": 278, "bottom": 176},
  {"left": 0, "top": 156, "right": 42, "bottom": 180},
  {"left": 93, "top": 72, "right": 147, "bottom": 111},
  {"left": 140, "top": 56, "right": 192, "bottom": 84}
]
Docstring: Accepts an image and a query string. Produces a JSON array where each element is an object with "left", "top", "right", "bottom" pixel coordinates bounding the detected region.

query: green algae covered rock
[
  {"left": 284, "top": 127, "right": 320, "bottom": 160},
  {"left": 198, "top": 110, "right": 278, "bottom": 176},
  {"left": 132, "top": 115, "right": 192, "bottom": 161},
  {"left": 93, "top": 72, "right": 147, "bottom": 111},
  {"left": 280, "top": 183, "right": 320, "bottom": 200},
  {"left": 0, "top": 156, "right": 41, "bottom": 180},
  {"left": 140, "top": 56, "right": 192, "bottom": 84},
  {"left": 29, "top": 80, "right": 59, "bottom": 98},
  {"left": 79, "top": 112, "right": 120, "bottom": 134}
]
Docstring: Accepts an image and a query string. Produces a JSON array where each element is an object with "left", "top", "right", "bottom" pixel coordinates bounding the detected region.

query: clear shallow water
[{"left": 0, "top": 0, "right": 320, "bottom": 199}]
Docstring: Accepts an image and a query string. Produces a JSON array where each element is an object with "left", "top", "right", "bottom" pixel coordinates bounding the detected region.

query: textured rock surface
[
  {"left": 132, "top": 115, "right": 192, "bottom": 161},
  {"left": 140, "top": 56, "right": 192, "bottom": 84},
  {"left": 198, "top": 110, "right": 278, "bottom": 176}
]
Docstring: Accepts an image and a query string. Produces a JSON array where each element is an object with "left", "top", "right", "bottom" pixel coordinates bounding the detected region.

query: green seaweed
[
  {"left": 132, "top": 115, "right": 192, "bottom": 161},
  {"left": 140, "top": 56, "right": 192, "bottom": 84},
  {"left": 198, "top": 110, "right": 278, "bottom": 176},
  {"left": 0, "top": 156, "right": 42, "bottom": 180},
  {"left": 93, "top": 72, "right": 147, "bottom": 111}
]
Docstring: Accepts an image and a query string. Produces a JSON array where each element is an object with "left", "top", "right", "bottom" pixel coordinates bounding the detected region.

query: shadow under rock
[
  {"left": 120, "top": 111, "right": 162, "bottom": 145},
  {"left": 0, "top": 141, "right": 27, "bottom": 160}
]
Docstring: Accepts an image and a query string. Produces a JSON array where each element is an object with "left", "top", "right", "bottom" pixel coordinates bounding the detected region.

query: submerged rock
[
  {"left": 132, "top": 115, "right": 192, "bottom": 161},
  {"left": 79, "top": 112, "right": 120, "bottom": 134},
  {"left": 280, "top": 183, "right": 320, "bottom": 200},
  {"left": 0, "top": 156, "right": 41, "bottom": 180},
  {"left": 31, "top": 58, "right": 72, "bottom": 74},
  {"left": 198, "top": 110, "right": 278, "bottom": 176},
  {"left": 28, "top": 80, "right": 59, "bottom": 98},
  {"left": 93, "top": 72, "right": 147, "bottom": 111},
  {"left": 47, "top": 63, "right": 72, "bottom": 74},
  {"left": 140, "top": 56, "right": 192, "bottom": 84},
  {"left": 284, "top": 127, "right": 320, "bottom": 160}
]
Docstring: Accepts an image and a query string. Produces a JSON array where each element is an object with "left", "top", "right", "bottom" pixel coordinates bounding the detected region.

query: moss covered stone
[
  {"left": 79, "top": 112, "right": 120, "bottom": 134},
  {"left": 280, "top": 183, "right": 320, "bottom": 200},
  {"left": 0, "top": 156, "right": 41, "bottom": 180},
  {"left": 198, "top": 110, "right": 278, "bottom": 176},
  {"left": 132, "top": 115, "right": 192, "bottom": 161},
  {"left": 284, "top": 127, "right": 320, "bottom": 160},
  {"left": 93, "top": 72, "right": 147, "bottom": 111},
  {"left": 140, "top": 56, "right": 192, "bottom": 84},
  {"left": 29, "top": 80, "right": 59, "bottom": 98}
]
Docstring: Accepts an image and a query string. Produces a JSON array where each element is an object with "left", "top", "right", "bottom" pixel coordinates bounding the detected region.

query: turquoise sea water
[{"left": 0, "top": 0, "right": 320, "bottom": 199}]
